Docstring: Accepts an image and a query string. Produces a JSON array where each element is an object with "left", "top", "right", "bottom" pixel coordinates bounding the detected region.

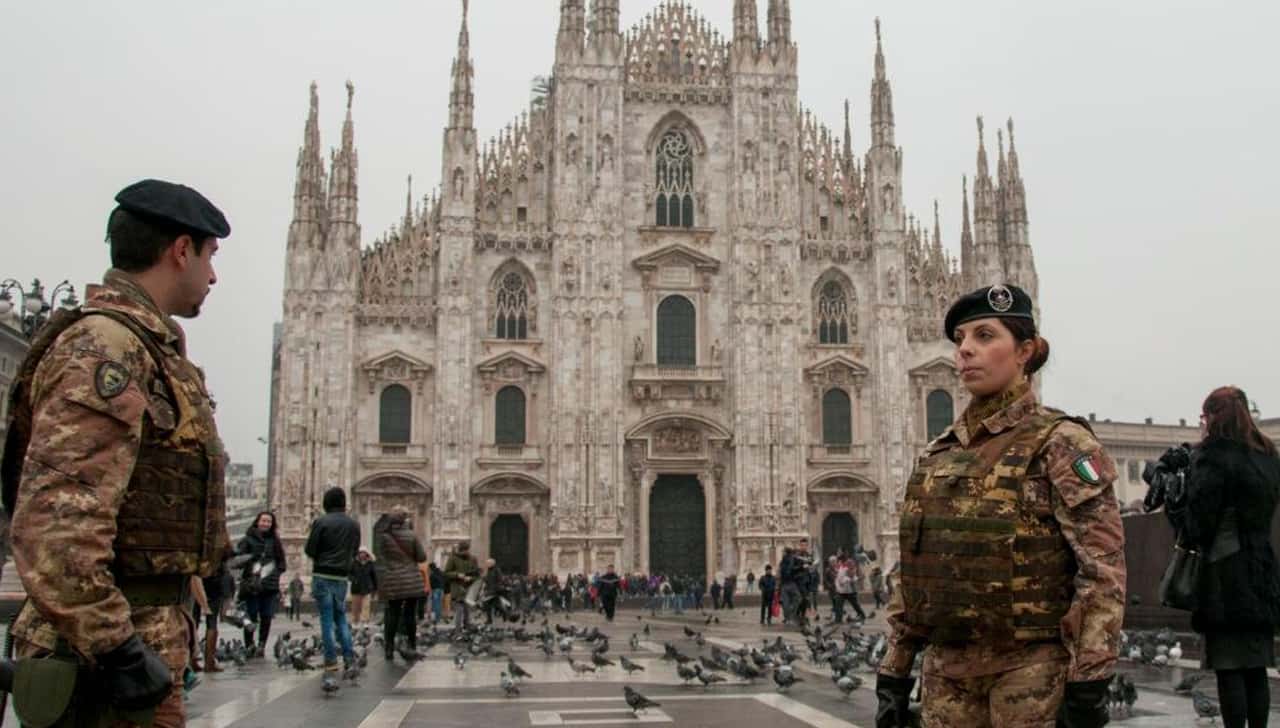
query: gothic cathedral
[{"left": 269, "top": 0, "right": 1038, "bottom": 579}]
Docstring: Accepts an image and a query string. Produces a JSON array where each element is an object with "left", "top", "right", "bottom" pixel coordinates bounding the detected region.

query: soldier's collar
[
  {"left": 978, "top": 385, "right": 1039, "bottom": 435},
  {"left": 91, "top": 269, "right": 186, "bottom": 352}
]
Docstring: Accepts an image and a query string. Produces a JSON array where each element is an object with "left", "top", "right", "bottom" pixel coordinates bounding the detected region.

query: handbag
[{"left": 1158, "top": 535, "right": 1202, "bottom": 611}]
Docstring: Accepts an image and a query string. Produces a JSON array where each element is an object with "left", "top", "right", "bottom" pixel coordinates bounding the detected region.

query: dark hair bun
[{"left": 1025, "top": 336, "right": 1050, "bottom": 376}]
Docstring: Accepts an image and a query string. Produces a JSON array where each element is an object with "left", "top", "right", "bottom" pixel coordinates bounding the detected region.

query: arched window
[
  {"left": 926, "top": 390, "right": 954, "bottom": 441},
  {"left": 495, "top": 386, "right": 527, "bottom": 445},
  {"left": 494, "top": 270, "right": 531, "bottom": 339},
  {"left": 655, "top": 129, "right": 694, "bottom": 228},
  {"left": 817, "top": 280, "right": 853, "bottom": 344},
  {"left": 822, "top": 388, "right": 853, "bottom": 445},
  {"left": 379, "top": 384, "right": 411, "bottom": 444},
  {"left": 656, "top": 295, "right": 696, "bottom": 366}
]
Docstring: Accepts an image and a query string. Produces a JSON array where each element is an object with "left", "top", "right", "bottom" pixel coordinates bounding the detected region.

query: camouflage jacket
[
  {"left": 9, "top": 269, "right": 228, "bottom": 669},
  {"left": 881, "top": 387, "right": 1126, "bottom": 682}
]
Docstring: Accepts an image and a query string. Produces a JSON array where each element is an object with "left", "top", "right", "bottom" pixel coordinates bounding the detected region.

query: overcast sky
[{"left": 3, "top": 1, "right": 1278, "bottom": 473}]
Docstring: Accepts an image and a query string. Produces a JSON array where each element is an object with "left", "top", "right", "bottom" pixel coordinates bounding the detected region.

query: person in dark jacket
[
  {"left": 482, "top": 558, "right": 505, "bottom": 624},
  {"left": 444, "top": 542, "right": 481, "bottom": 629},
  {"left": 758, "top": 564, "right": 778, "bottom": 625},
  {"left": 349, "top": 548, "right": 377, "bottom": 627},
  {"left": 305, "top": 486, "right": 361, "bottom": 674},
  {"left": 236, "top": 511, "right": 287, "bottom": 656},
  {"left": 287, "top": 574, "right": 304, "bottom": 620},
  {"left": 723, "top": 573, "right": 737, "bottom": 609},
  {"left": 709, "top": 578, "right": 722, "bottom": 610},
  {"left": 1165, "top": 386, "right": 1280, "bottom": 728},
  {"left": 373, "top": 506, "right": 428, "bottom": 660},
  {"left": 428, "top": 563, "right": 446, "bottom": 623},
  {"left": 598, "top": 565, "right": 621, "bottom": 621}
]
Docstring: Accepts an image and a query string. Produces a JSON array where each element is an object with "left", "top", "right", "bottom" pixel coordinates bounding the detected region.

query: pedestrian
[
  {"left": 373, "top": 506, "right": 428, "bottom": 660},
  {"left": 598, "top": 564, "right": 621, "bottom": 622},
  {"left": 709, "top": 577, "right": 722, "bottom": 610},
  {"left": 758, "top": 565, "right": 777, "bottom": 626},
  {"left": 443, "top": 541, "right": 481, "bottom": 630},
  {"left": 345, "top": 547, "right": 375, "bottom": 628},
  {"left": 869, "top": 566, "right": 885, "bottom": 610},
  {"left": 287, "top": 574, "right": 305, "bottom": 621},
  {"left": 237, "top": 511, "right": 287, "bottom": 657},
  {"left": 1161, "top": 386, "right": 1280, "bottom": 728},
  {"left": 2, "top": 179, "right": 232, "bottom": 728},
  {"left": 778, "top": 547, "right": 801, "bottom": 626},
  {"left": 836, "top": 553, "right": 868, "bottom": 623},
  {"left": 304, "top": 486, "right": 361, "bottom": 683},
  {"left": 877, "top": 284, "right": 1126, "bottom": 728},
  {"left": 746, "top": 569, "right": 756, "bottom": 593},
  {"left": 428, "top": 563, "right": 446, "bottom": 623},
  {"left": 723, "top": 573, "right": 737, "bottom": 610}
]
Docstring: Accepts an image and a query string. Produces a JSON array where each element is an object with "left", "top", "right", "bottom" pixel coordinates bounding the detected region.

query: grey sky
[{"left": 3, "top": 1, "right": 1278, "bottom": 472}]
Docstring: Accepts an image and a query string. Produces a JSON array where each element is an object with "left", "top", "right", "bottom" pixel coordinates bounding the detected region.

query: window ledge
[
  {"left": 807, "top": 443, "right": 871, "bottom": 465},
  {"left": 360, "top": 443, "right": 430, "bottom": 468},
  {"left": 476, "top": 444, "right": 545, "bottom": 470}
]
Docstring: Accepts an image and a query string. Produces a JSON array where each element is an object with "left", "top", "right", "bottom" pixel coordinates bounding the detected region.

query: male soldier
[{"left": 2, "top": 179, "right": 230, "bottom": 727}]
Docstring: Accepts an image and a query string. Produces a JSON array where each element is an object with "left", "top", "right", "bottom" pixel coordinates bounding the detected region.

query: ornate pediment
[
  {"left": 352, "top": 473, "right": 432, "bottom": 496},
  {"left": 476, "top": 350, "right": 546, "bottom": 389},
  {"left": 362, "top": 351, "right": 433, "bottom": 394},
  {"left": 632, "top": 244, "right": 720, "bottom": 292},
  {"left": 471, "top": 474, "right": 549, "bottom": 497},
  {"left": 909, "top": 356, "right": 959, "bottom": 380},
  {"left": 804, "top": 354, "right": 870, "bottom": 393},
  {"left": 807, "top": 473, "right": 878, "bottom": 494}
]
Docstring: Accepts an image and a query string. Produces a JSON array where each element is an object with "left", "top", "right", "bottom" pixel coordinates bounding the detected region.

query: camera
[{"left": 1141, "top": 443, "right": 1192, "bottom": 513}]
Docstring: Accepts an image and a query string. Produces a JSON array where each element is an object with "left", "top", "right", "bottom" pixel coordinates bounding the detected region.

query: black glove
[
  {"left": 1057, "top": 678, "right": 1110, "bottom": 728},
  {"left": 96, "top": 634, "right": 172, "bottom": 711},
  {"left": 1158, "top": 444, "right": 1192, "bottom": 471},
  {"left": 875, "top": 673, "right": 916, "bottom": 728}
]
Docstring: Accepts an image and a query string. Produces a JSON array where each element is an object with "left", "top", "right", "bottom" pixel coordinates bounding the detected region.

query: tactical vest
[
  {"left": 898, "top": 411, "right": 1075, "bottom": 644},
  {"left": 2, "top": 305, "right": 227, "bottom": 579}
]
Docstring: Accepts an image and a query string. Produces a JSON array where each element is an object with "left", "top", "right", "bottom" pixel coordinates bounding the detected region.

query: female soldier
[{"left": 876, "top": 284, "right": 1125, "bottom": 728}]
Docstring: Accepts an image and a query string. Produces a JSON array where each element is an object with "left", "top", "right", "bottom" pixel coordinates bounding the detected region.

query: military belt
[{"left": 117, "top": 576, "right": 190, "bottom": 606}]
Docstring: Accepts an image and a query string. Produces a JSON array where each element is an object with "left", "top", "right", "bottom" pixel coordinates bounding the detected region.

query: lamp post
[{"left": 0, "top": 278, "right": 79, "bottom": 339}]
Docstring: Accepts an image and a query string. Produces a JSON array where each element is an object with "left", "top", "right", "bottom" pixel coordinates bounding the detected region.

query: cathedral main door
[
  {"left": 822, "top": 512, "right": 859, "bottom": 561},
  {"left": 490, "top": 514, "right": 529, "bottom": 575},
  {"left": 649, "top": 474, "right": 706, "bottom": 579}
]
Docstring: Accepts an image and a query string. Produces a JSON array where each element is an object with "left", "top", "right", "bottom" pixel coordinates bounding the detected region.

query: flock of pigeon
[{"left": 1117, "top": 627, "right": 1226, "bottom": 723}]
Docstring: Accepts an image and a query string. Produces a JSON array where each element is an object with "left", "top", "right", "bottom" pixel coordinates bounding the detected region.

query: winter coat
[
  {"left": 236, "top": 529, "right": 286, "bottom": 594},
  {"left": 758, "top": 573, "right": 777, "bottom": 595},
  {"left": 428, "top": 564, "right": 445, "bottom": 591},
  {"left": 444, "top": 550, "right": 481, "bottom": 601},
  {"left": 1168, "top": 437, "right": 1280, "bottom": 634},
  {"left": 304, "top": 509, "right": 361, "bottom": 578},
  {"left": 372, "top": 517, "right": 427, "bottom": 601},
  {"left": 350, "top": 559, "right": 378, "bottom": 595},
  {"left": 597, "top": 571, "right": 620, "bottom": 599}
]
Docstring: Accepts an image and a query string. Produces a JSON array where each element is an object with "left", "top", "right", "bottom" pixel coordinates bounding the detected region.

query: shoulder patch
[
  {"left": 94, "top": 361, "right": 131, "bottom": 400},
  {"left": 1071, "top": 454, "right": 1102, "bottom": 485}
]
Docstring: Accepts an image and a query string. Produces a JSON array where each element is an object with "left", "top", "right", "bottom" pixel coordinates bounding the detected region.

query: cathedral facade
[{"left": 268, "top": 0, "right": 1039, "bottom": 579}]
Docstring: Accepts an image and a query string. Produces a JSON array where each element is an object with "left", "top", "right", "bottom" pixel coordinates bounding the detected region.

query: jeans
[
  {"left": 312, "top": 577, "right": 355, "bottom": 666},
  {"left": 431, "top": 588, "right": 444, "bottom": 623}
]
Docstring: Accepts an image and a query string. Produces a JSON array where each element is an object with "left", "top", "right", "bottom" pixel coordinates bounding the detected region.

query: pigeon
[
  {"left": 629, "top": 633, "right": 640, "bottom": 651},
  {"left": 508, "top": 659, "right": 532, "bottom": 681},
  {"left": 500, "top": 672, "right": 520, "bottom": 697},
  {"left": 683, "top": 626, "right": 697, "bottom": 639},
  {"left": 1191, "top": 691, "right": 1220, "bottom": 722},
  {"left": 835, "top": 673, "right": 861, "bottom": 698},
  {"left": 569, "top": 658, "right": 597, "bottom": 676},
  {"left": 695, "top": 667, "right": 726, "bottom": 688},
  {"left": 321, "top": 670, "right": 340, "bottom": 696},
  {"left": 1174, "top": 672, "right": 1207, "bottom": 695},
  {"left": 773, "top": 665, "right": 803, "bottom": 692},
  {"left": 619, "top": 656, "right": 645, "bottom": 675},
  {"left": 676, "top": 662, "right": 699, "bottom": 684},
  {"left": 301, "top": 620, "right": 314, "bottom": 630},
  {"left": 1169, "top": 641, "right": 1183, "bottom": 661},
  {"left": 591, "top": 652, "right": 615, "bottom": 669},
  {"left": 624, "top": 686, "right": 661, "bottom": 716},
  {"left": 291, "top": 653, "right": 316, "bottom": 672},
  {"left": 454, "top": 652, "right": 469, "bottom": 670}
]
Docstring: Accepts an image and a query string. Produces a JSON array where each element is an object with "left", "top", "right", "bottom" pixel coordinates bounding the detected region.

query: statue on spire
[{"left": 346, "top": 79, "right": 355, "bottom": 110}]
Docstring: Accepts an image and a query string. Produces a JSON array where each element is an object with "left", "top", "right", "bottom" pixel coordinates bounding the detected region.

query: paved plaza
[{"left": 4, "top": 600, "right": 1268, "bottom": 728}]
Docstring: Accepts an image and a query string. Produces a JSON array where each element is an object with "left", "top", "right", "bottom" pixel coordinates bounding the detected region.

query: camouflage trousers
[{"left": 922, "top": 659, "right": 1067, "bottom": 728}]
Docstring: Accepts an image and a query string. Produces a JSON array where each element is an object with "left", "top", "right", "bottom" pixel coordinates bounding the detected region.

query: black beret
[
  {"left": 943, "top": 284, "right": 1035, "bottom": 341},
  {"left": 113, "top": 178, "right": 230, "bottom": 239}
]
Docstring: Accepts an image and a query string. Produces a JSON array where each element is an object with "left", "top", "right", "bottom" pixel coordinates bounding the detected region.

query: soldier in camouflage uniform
[
  {"left": 1, "top": 179, "right": 231, "bottom": 728},
  {"left": 876, "top": 284, "right": 1125, "bottom": 728}
]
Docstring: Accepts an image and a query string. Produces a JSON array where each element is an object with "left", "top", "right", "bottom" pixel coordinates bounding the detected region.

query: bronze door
[
  {"left": 822, "top": 512, "right": 858, "bottom": 561},
  {"left": 649, "top": 474, "right": 706, "bottom": 579},
  {"left": 490, "top": 514, "right": 529, "bottom": 575}
]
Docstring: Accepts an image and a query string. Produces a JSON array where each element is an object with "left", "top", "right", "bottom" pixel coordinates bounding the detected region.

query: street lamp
[
  {"left": 0, "top": 278, "right": 78, "bottom": 339},
  {"left": 1250, "top": 400, "right": 1261, "bottom": 421}
]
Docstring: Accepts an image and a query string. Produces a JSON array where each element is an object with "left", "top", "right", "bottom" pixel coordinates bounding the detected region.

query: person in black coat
[
  {"left": 758, "top": 565, "right": 777, "bottom": 625},
  {"left": 598, "top": 565, "right": 621, "bottom": 622},
  {"left": 1166, "top": 386, "right": 1280, "bottom": 728},
  {"left": 236, "top": 511, "right": 287, "bottom": 656},
  {"left": 349, "top": 548, "right": 377, "bottom": 627}
]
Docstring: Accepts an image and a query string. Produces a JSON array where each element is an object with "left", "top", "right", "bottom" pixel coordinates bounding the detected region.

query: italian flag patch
[{"left": 1072, "top": 454, "right": 1102, "bottom": 485}]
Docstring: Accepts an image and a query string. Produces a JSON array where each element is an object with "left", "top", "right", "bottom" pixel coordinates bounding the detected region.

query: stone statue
[
  {"left": 633, "top": 335, "right": 644, "bottom": 362},
  {"left": 711, "top": 338, "right": 722, "bottom": 363}
]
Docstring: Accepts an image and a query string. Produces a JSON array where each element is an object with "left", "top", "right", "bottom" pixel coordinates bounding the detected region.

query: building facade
[{"left": 268, "top": 0, "right": 1040, "bottom": 578}]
